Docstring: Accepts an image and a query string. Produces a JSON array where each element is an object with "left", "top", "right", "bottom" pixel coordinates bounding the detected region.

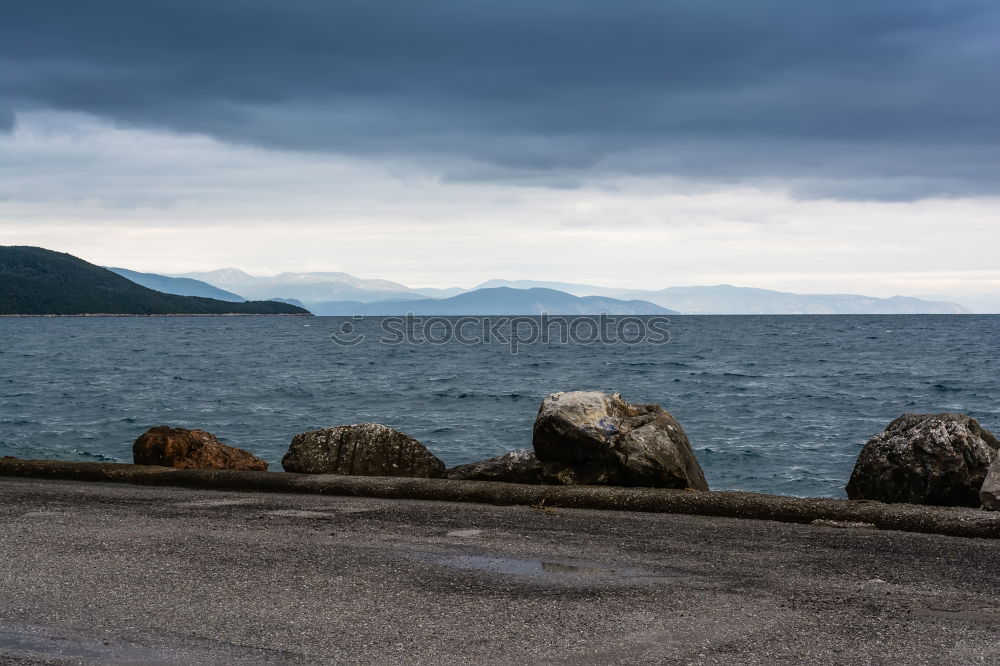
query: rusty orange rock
[{"left": 132, "top": 426, "right": 267, "bottom": 471}]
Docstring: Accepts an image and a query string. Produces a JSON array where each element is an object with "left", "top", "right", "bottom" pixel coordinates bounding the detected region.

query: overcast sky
[{"left": 2, "top": 1, "right": 999, "bottom": 298}]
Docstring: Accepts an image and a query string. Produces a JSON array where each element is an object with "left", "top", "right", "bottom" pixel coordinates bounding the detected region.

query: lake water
[{"left": 1, "top": 315, "right": 997, "bottom": 497}]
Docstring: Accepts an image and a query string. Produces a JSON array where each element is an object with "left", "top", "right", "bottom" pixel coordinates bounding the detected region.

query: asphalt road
[{"left": 0, "top": 478, "right": 997, "bottom": 665}]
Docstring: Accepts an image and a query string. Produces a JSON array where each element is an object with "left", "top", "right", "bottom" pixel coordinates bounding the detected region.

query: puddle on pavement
[
  {"left": 0, "top": 629, "right": 176, "bottom": 663},
  {"left": 0, "top": 625, "right": 296, "bottom": 664},
  {"left": 917, "top": 607, "right": 999, "bottom": 623},
  {"left": 421, "top": 553, "right": 655, "bottom": 579},
  {"left": 19, "top": 510, "right": 72, "bottom": 519},
  {"left": 266, "top": 509, "right": 342, "bottom": 519},
  {"left": 173, "top": 498, "right": 263, "bottom": 508},
  {"left": 174, "top": 499, "right": 370, "bottom": 516}
]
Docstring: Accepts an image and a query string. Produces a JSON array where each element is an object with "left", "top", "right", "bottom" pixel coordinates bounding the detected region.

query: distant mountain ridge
[
  {"left": 107, "top": 267, "right": 246, "bottom": 302},
  {"left": 178, "top": 269, "right": 420, "bottom": 303},
  {"left": 478, "top": 280, "right": 972, "bottom": 315},
  {"left": 309, "top": 287, "right": 676, "bottom": 315},
  {"left": 161, "top": 267, "right": 975, "bottom": 314},
  {"left": 916, "top": 292, "right": 1000, "bottom": 315},
  {"left": 0, "top": 247, "right": 310, "bottom": 315},
  {"left": 474, "top": 278, "right": 621, "bottom": 297},
  {"left": 608, "top": 285, "right": 971, "bottom": 315}
]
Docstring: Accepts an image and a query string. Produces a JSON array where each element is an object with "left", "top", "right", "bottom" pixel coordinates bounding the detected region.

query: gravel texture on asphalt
[{"left": 0, "top": 477, "right": 998, "bottom": 665}]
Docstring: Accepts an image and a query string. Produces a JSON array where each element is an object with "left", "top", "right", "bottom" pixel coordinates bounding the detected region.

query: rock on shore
[
  {"left": 846, "top": 413, "right": 999, "bottom": 507},
  {"left": 981, "top": 458, "right": 1000, "bottom": 510},
  {"left": 446, "top": 449, "right": 548, "bottom": 484},
  {"left": 282, "top": 423, "right": 445, "bottom": 478},
  {"left": 133, "top": 426, "right": 268, "bottom": 471},
  {"left": 531, "top": 391, "right": 708, "bottom": 489}
]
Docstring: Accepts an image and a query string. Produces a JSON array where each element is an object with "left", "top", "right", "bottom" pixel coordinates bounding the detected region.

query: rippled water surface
[{"left": 1, "top": 315, "right": 997, "bottom": 497}]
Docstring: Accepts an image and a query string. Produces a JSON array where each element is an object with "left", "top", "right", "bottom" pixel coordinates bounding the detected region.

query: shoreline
[
  {"left": 2, "top": 459, "right": 996, "bottom": 539},
  {"left": 3, "top": 313, "right": 998, "bottom": 318},
  {"left": 0, "top": 313, "right": 313, "bottom": 318}
]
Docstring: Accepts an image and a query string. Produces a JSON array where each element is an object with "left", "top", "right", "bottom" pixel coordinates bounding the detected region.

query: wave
[{"left": 71, "top": 448, "right": 120, "bottom": 462}]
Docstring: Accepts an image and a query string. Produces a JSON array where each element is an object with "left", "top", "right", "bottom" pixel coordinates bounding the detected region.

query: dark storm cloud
[{"left": 3, "top": 0, "right": 999, "bottom": 199}]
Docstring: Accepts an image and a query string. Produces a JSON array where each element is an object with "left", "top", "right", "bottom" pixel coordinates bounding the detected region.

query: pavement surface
[{"left": 0, "top": 477, "right": 998, "bottom": 665}]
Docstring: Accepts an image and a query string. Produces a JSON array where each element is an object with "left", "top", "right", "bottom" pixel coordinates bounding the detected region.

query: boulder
[
  {"left": 846, "top": 413, "right": 999, "bottom": 507},
  {"left": 133, "top": 426, "right": 268, "bottom": 471},
  {"left": 531, "top": 391, "right": 708, "bottom": 489},
  {"left": 980, "top": 458, "right": 1000, "bottom": 510},
  {"left": 282, "top": 423, "right": 445, "bottom": 478},
  {"left": 446, "top": 450, "right": 547, "bottom": 484}
]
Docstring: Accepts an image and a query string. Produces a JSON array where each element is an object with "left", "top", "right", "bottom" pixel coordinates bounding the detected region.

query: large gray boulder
[
  {"left": 282, "top": 423, "right": 445, "bottom": 478},
  {"left": 531, "top": 391, "right": 708, "bottom": 489},
  {"left": 446, "top": 449, "right": 547, "bottom": 484},
  {"left": 846, "top": 413, "right": 999, "bottom": 507},
  {"left": 981, "top": 458, "right": 1000, "bottom": 510}
]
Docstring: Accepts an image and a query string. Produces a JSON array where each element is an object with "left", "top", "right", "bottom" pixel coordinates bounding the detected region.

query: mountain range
[
  {"left": 107, "top": 267, "right": 246, "bottom": 302},
  {"left": 472, "top": 280, "right": 973, "bottom": 314},
  {"left": 308, "top": 288, "right": 675, "bottom": 316},
  {"left": 615, "top": 285, "right": 969, "bottom": 315},
  {"left": 0, "top": 247, "right": 309, "bottom": 316},
  {"left": 158, "top": 269, "right": 976, "bottom": 315},
  {"left": 5, "top": 249, "right": 982, "bottom": 315},
  {"left": 178, "top": 269, "right": 419, "bottom": 303}
]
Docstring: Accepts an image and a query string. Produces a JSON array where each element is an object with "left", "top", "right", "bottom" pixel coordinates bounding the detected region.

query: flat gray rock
[{"left": 446, "top": 449, "right": 547, "bottom": 484}]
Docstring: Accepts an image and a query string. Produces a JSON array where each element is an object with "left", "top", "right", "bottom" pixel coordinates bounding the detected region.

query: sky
[{"left": 2, "top": 1, "right": 999, "bottom": 301}]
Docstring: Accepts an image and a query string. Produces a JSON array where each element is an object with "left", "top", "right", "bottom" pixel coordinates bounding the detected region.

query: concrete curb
[{"left": 2, "top": 459, "right": 997, "bottom": 539}]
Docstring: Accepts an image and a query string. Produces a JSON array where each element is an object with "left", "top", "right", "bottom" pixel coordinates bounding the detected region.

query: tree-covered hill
[{"left": 0, "top": 247, "right": 311, "bottom": 315}]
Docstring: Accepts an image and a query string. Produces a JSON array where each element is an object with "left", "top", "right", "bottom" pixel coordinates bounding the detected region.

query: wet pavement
[{"left": 1, "top": 477, "right": 998, "bottom": 665}]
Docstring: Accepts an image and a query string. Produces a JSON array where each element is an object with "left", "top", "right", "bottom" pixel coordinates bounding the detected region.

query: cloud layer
[
  {"left": 5, "top": 1, "right": 1000, "bottom": 199},
  {"left": 3, "top": 111, "right": 999, "bottom": 305}
]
